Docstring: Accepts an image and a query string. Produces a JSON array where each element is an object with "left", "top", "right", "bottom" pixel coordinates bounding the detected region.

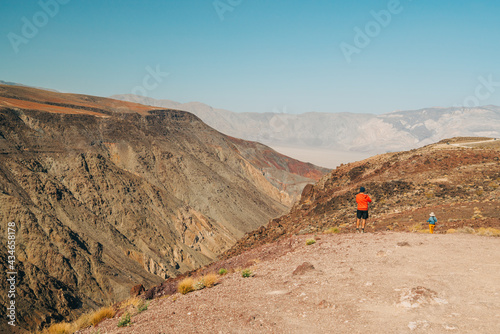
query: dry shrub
[
  {"left": 74, "top": 312, "right": 92, "bottom": 330},
  {"left": 476, "top": 227, "right": 500, "bottom": 237},
  {"left": 202, "top": 274, "right": 219, "bottom": 288},
  {"left": 177, "top": 277, "right": 195, "bottom": 295},
  {"left": 119, "top": 297, "right": 143, "bottom": 310},
  {"left": 324, "top": 227, "right": 340, "bottom": 234},
  {"left": 446, "top": 228, "right": 457, "bottom": 234},
  {"left": 409, "top": 222, "right": 426, "bottom": 233},
  {"left": 46, "top": 322, "right": 75, "bottom": 334},
  {"left": 89, "top": 306, "right": 116, "bottom": 326},
  {"left": 456, "top": 226, "right": 475, "bottom": 234}
]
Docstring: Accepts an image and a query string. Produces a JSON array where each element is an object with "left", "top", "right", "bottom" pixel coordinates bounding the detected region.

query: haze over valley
[{"left": 112, "top": 95, "right": 500, "bottom": 168}]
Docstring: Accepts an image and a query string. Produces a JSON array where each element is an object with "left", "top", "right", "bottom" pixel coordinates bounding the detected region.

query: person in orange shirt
[{"left": 356, "top": 187, "right": 372, "bottom": 233}]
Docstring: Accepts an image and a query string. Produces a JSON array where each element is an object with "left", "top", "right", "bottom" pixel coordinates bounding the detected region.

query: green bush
[
  {"left": 138, "top": 301, "right": 149, "bottom": 313},
  {"left": 241, "top": 269, "right": 252, "bottom": 278},
  {"left": 218, "top": 268, "right": 228, "bottom": 275},
  {"left": 306, "top": 238, "right": 316, "bottom": 245},
  {"left": 117, "top": 313, "right": 131, "bottom": 327}
]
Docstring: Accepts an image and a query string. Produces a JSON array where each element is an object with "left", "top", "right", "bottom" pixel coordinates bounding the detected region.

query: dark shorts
[{"left": 357, "top": 210, "right": 369, "bottom": 219}]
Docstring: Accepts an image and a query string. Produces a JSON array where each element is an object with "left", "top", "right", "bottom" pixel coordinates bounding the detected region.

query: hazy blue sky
[{"left": 1, "top": 0, "right": 499, "bottom": 114}]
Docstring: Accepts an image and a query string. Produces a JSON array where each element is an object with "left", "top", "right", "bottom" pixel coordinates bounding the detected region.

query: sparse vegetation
[
  {"left": 178, "top": 277, "right": 195, "bottom": 294},
  {"left": 306, "top": 238, "right": 316, "bottom": 245},
  {"left": 39, "top": 307, "right": 116, "bottom": 334},
  {"left": 89, "top": 306, "right": 116, "bottom": 327},
  {"left": 117, "top": 312, "right": 131, "bottom": 327},
  {"left": 194, "top": 280, "right": 205, "bottom": 290},
  {"left": 448, "top": 227, "right": 500, "bottom": 237},
  {"left": 325, "top": 227, "right": 340, "bottom": 234},
  {"left": 457, "top": 226, "right": 475, "bottom": 234},
  {"left": 218, "top": 268, "right": 228, "bottom": 275},
  {"left": 74, "top": 312, "right": 92, "bottom": 330},
  {"left": 409, "top": 222, "right": 427, "bottom": 233},
  {"left": 177, "top": 274, "right": 219, "bottom": 294},
  {"left": 241, "top": 269, "right": 253, "bottom": 278},
  {"left": 119, "top": 297, "right": 143, "bottom": 310},
  {"left": 476, "top": 227, "right": 500, "bottom": 237},
  {"left": 45, "top": 322, "right": 74, "bottom": 334},
  {"left": 138, "top": 301, "right": 149, "bottom": 313},
  {"left": 202, "top": 273, "right": 219, "bottom": 287}
]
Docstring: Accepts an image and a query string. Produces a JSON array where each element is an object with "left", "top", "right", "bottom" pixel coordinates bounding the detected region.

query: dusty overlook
[
  {"left": 0, "top": 85, "right": 328, "bottom": 331},
  {"left": 224, "top": 137, "right": 500, "bottom": 258}
]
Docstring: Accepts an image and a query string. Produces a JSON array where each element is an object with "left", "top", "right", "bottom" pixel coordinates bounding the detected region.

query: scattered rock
[
  {"left": 318, "top": 300, "right": 335, "bottom": 309},
  {"left": 292, "top": 262, "right": 315, "bottom": 275},
  {"left": 246, "top": 315, "right": 258, "bottom": 324},
  {"left": 443, "top": 324, "right": 458, "bottom": 330},
  {"left": 408, "top": 320, "right": 430, "bottom": 331},
  {"left": 377, "top": 250, "right": 387, "bottom": 257},
  {"left": 397, "top": 242, "right": 410, "bottom": 247},
  {"left": 397, "top": 286, "right": 448, "bottom": 308}
]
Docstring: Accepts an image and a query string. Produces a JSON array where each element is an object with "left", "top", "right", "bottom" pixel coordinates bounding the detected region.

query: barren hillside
[
  {"left": 72, "top": 137, "right": 500, "bottom": 334},
  {"left": 80, "top": 232, "right": 500, "bottom": 334},
  {"left": 0, "top": 85, "right": 327, "bottom": 332}
]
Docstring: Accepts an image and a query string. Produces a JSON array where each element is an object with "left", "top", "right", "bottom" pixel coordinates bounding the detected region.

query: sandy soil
[{"left": 81, "top": 232, "right": 500, "bottom": 334}]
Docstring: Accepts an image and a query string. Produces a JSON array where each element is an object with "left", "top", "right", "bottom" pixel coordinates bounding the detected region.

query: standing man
[{"left": 356, "top": 187, "right": 372, "bottom": 233}]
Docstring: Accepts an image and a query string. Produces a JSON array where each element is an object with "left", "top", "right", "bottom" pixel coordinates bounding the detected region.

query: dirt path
[
  {"left": 81, "top": 232, "right": 500, "bottom": 334},
  {"left": 450, "top": 138, "right": 497, "bottom": 147}
]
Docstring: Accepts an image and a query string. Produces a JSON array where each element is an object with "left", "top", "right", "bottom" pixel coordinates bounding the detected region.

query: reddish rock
[
  {"left": 292, "top": 262, "right": 315, "bottom": 275},
  {"left": 130, "top": 284, "right": 145, "bottom": 297}
]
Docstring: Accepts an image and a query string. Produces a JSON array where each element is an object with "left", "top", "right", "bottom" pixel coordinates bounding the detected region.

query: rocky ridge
[
  {"left": 223, "top": 138, "right": 500, "bottom": 259},
  {"left": 0, "top": 84, "right": 327, "bottom": 332}
]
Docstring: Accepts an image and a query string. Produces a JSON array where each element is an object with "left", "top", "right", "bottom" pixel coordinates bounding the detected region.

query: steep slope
[
  {"left": 0, "top": 85, "right": 327, "bottom": 332},
  {"left": 80, "top": 232, "right": 500, "bottom": 334},
  {"left": 112, "top": 95, "right": 500, "bottom": 164},
  {"left": 223, "top": 138, "right": 500, "bottom": 258}
]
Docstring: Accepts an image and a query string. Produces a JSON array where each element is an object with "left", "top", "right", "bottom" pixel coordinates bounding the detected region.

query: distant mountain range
[
  {"left": 112, "top": 94, "right": 500, "bottom": 167},
  {"left": 0, "top": 80, "right": 59, "bottom": 92}
]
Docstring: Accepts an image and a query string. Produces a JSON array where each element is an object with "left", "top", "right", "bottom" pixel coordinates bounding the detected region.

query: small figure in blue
[{"left": 427, "top": 212, "right": 437, "bottom": 234}]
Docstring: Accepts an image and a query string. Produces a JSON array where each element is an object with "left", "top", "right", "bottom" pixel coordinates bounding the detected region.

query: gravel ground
[{"left": 79, "top": 232, "right": 500, "bottom": 334}]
